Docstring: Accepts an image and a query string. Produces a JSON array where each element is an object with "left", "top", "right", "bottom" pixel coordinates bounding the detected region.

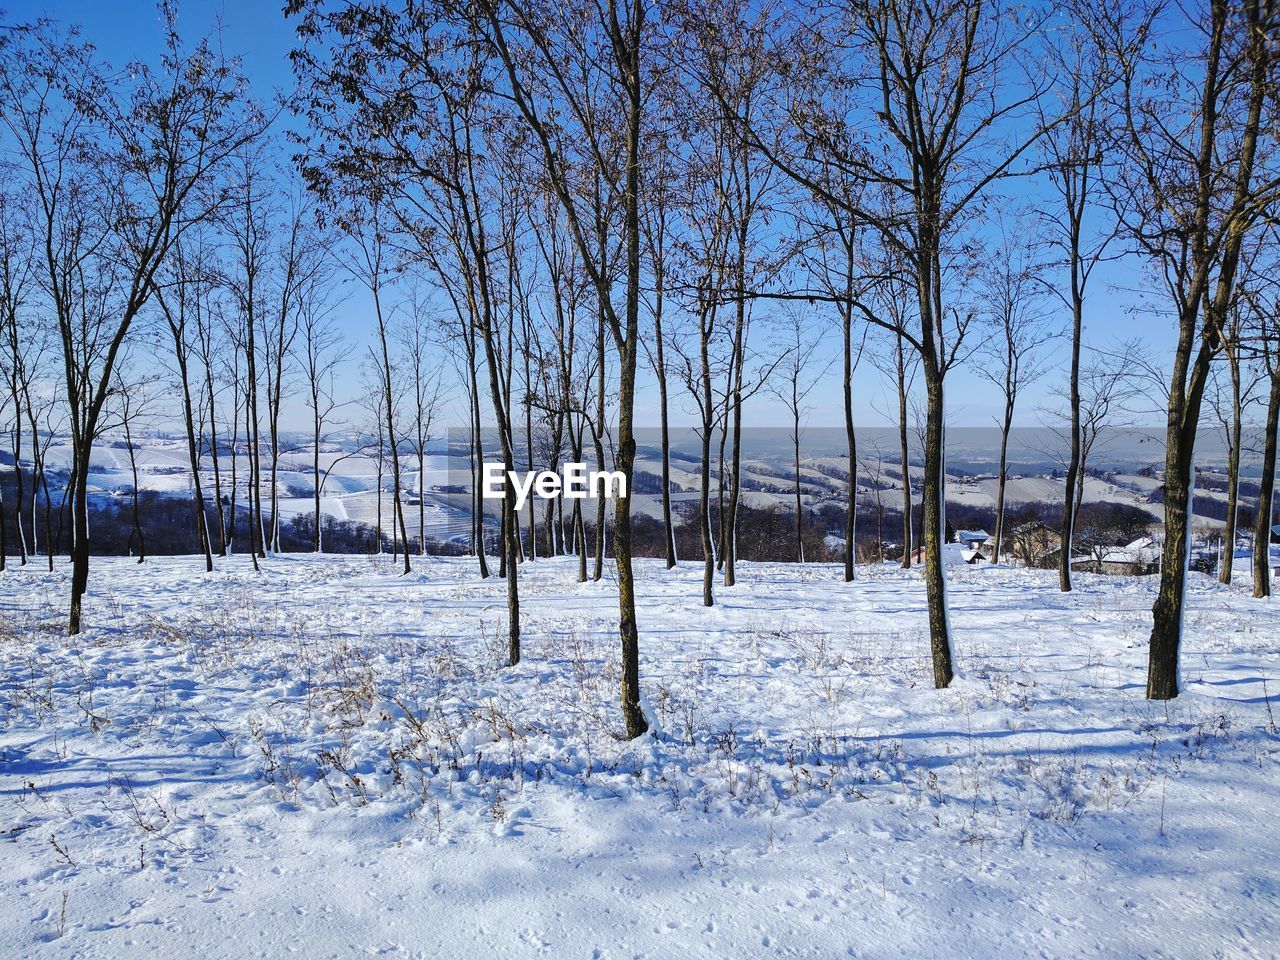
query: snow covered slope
[{"left": 1, "top": 556, "right": 1277, "bottom": 957}]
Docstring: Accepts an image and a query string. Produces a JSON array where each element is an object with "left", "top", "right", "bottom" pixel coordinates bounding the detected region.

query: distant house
[
  {"left": 1096, "top": 536, "right": 1161, "bottom": 576},
  {"left": 1002, "top": 520, "right": 1062, "bottom": 569},
  {"left": 950, "top": 529, "right": 989, "bottom": 565},
  {"left": 909, "top": 542, "right": 973, "bottom": 566}
]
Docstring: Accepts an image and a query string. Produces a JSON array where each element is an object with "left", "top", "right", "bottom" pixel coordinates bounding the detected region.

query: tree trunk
[
  {"left": 793, "top": 402, "right": 803, "bottom": 562},
  {"left": 592, "top": 311, "right": 607, "bottom": 583},
  {"left": 992, "top": 399, "right": 1012, "bottom": 565},
  {"left": 245, "top": 325, "right": 264, "bottom": 568},
  {"left": 0, "top": 471, "right": 6, "bottom": 571},
  {"left": 9, "top": 399, "right": 24, "bottom": 565},
  {"left": 1148, "top": 426, "right": 1196, "bottom": 699},
  {"left": 724, "top": 305, "right": 746, "bottom": 587},
  {"left": 1148, "top": 313, "right": 1213, "bottom": 699},
  {"left": 419, "top": 448, "right": 427, "bottom": 556},
  {"left": 921, "top": 373, "right": 954, "bottom": 688},
  {"left": 573, "top": 420, "right": 588, "bottom": 583},
  {"left": 1059, "top": 264, "right": 1084, "bottom": 591},
  {"left": 124, "top": 415, "right": 145, "bottom": 564},
  {"left": 176, "top": 352, "right": 214, "bottom": 572},
  {"left": 1253, "top": 364, "right": 1280, "bottom": 598},
  {"left": 654, "top": 273, "right": 676, "bottom": 569},
  {"left": 206, "top": 362, "right": 228, "bottom": 556},
  {"left": 842, "top": 299, "right": 856, "bottom": 581},
  {"left": 227, "top": 382, "right": 240, "bottom": 556},
  {"left": 243, "top": 376, "right": 261, "bottom": 571},
  {"left": 1219, "top": 359, "right": 1242, "bottom": 584},
  {"left": 313, "top": 412, "right": 323, "bottom": 552},
  {"left": 897, "top": 337, "right": 912, "bottom": 568},
  {"left": 469, "top": 366, "right": 490, "bottom": 578},
  {"left": 615, "top": 25, "right": 647, "bottom": 740},
  {"left": 373, "top": 283, "right": 411, "bottom": 576},
  {"left": 68, "top": 458, "right": 90, "bottom": 635}
]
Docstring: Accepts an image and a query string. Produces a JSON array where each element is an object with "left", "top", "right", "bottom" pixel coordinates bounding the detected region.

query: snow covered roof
[{"left": 1100, "top": 538, "right": 1162, "bottom": 566}]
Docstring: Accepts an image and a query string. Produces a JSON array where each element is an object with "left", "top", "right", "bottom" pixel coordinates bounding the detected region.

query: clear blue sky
[{"left": 5, "top": 0, "right": 1176, "bottom": 435}]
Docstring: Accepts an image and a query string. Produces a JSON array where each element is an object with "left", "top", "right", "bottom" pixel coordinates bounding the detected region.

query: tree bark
[
  {"left": 1219, "top": 355, "right": 1242, "bottom": 584},
  {"left": 896, "top": 336, "right": 912, "bottom": 568},
  {"left": 921, "top": 373, "right": 953, "bottom": 688},
  {"left": 842, "top": 294, "right": 857, "bottom": 581},
  {"left": 1253, "top": 362, "right": 1280, "bottom": 598}
]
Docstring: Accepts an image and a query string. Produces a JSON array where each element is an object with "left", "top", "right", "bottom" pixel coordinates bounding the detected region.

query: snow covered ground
[{"left": 1, "top": 554, "right": 1278, "bottom": 958}]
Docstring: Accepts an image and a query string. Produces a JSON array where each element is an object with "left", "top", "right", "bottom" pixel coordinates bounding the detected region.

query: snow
[
  {"left": 2, "top": 554, "right": 1278, "bottom": 957},
  {"left": 1099, "top": 536, "right": 1163, "bottom": 568}
]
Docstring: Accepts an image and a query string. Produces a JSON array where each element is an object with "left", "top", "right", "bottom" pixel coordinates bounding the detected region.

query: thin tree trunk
[
  {"left": 1059, "top": 260, "right": 1083, "bottom": 590},
  {"left": 124, "top": 415, "right": 145, "bottom": 564},
  {"left": 724, "top": 305, "right": 746, "bottom": 586},
  {"left": 992, "top": 398, "right": 1013, "bottom": 565},
  {"left": 245, "top": 320, "right": 264, "bottom": 566},
  {"left": 469, "top": 356, "right": 490, "bottom": 578},
  {"left": 207, "top": 363, "right": 228, "bottom": 556},
  {"left": 313, "top": 409, "right": 323, "bottom": 552},
  {"left": 842, "top": 296, "right": 856, "bottom": 582},
  {"left": 243, "top": 374, "right": 260, "bottom": 571},
  {"left": 373, "top": 282, "right": 411, "bottom": 575},
  {"left": 897, "top": 337, "right": 912, "bottom": 568},
  {"left": 654, "top": 267, "right": 676, "bottom": 568},
  {"left": 793, "top": 393, "right": 803, "bottom": 562},
  {"left": 174, "top": 346, "right": 214, "bottom": 571},
  {"left": 1253, "top": 363, "right": 1280, "bottom": 598},
  {"left": 921, "top": 374, "right": 953, "bottom": 687},
  {"left": 1219, "top": 359, "right": 1242, "bottom": 584},
  {"left": 699, "top": 422, "right": 714, "bottom": 606},
  {"left": 68, "top": 450, "right": 90, "bottom": 634}
]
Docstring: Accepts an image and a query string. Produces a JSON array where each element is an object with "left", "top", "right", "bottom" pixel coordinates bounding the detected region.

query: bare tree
[
  {"left": 867, "top": 274, "right": 921, "bottom": 568},
  {"left": 976, "top": 229, "right": 1054, "bottom": 564},
  {"left": 1243, "top": 264, "right": 1280, "bottom": 596},
  {"left": 106, "top": 356, "right": 160, "bottom": 563},
  {"left": 676, "top": 0, "right": 783, "bottom": 589},
  {"left": 1098, "top": 0, "right": 1280, "bottom": 698},
  {"left": 1208, "top": 305, "right": 1262, "bottom": 584},
  {"left": 1043, "top": 342, "right": 1144, "bottom": 529},
  {"left": 470, "top": 0, "right": 651, "bottom": 734},
  {"left": 1039, "top": 12, "right": 1122, "bottom": 592},
  {"left": 795, "top": 181, "right": 870, "bottom": 581},
  {"left": 768, "top": 309, "right": 831, "bottom": 561},
  {"left": 344, "top": 203, "right": 412, "bottom": 574},
  {"left": 0, "top": 16, "right": 261, "bottom": 632},
  {"left": 153, "top": 240, "right": 218, "bottom": 571},
  {"left": 732, "top": 0, "right": 1063, "bottom": 687},
  {"left": 264, "top": 192, "right": 329, "bottom": 553},
  {"left": 297, "top": 288, "right": 350, "bottom": 552},
  {"left": 397, "top": 291, "right": 445, "bottom": 556},
  {"left": 1253, "top": 319, "right": 1280, "bottom": 597},
  {"left": 639, "top": 107, "right": 680, "bottom": 569},
  {"left": 223, "top": 153, "right": 272, "bottom": 570},
  {"left": 669, "top": 75, "right": 736, "bottom": 605},
  {"left": 0, "top": 187, "right": 35, "bottom": 568},
  {"left": 291, "top": 4, "right": 533, "bottom": 652}
]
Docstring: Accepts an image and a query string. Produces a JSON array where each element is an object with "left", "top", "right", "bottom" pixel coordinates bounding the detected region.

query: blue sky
[{"left": 6, "top": 0, "right": 1177, "bottom": 434}]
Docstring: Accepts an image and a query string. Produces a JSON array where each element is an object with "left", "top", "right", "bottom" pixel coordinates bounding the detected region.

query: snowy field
[{"left": 1, "top": 554, "right": 1278, "bottom": 958}]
